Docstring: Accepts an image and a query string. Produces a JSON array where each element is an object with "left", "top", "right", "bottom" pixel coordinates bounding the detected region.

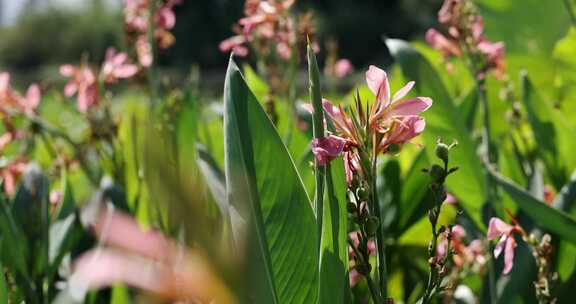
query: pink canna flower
[
  {"left": 487, "top": 217, "right": 523, "bottom": 274},
  {"left": 0, "top": 72, "right": 41, "bottom": 114},
  {"left": 60, "top": 64, "right": 99, "bottom": 113},
  {"left": 378, "top": 115, "right": 426, "bottom": 150},
  {"left": 333, "top": 59, "right": 354, "bottom": 78},
  {"left": 101, "top": 48, "right": 139, "bottom": 84},
  {"left": 311, "top": 135, "right": 346, "bottom": 166}
]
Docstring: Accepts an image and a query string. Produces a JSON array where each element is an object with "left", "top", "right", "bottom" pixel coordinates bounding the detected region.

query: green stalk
[
  {"left": 307, "top": 40, "right": 326, "bottom": 246},
  {"left": 563, "top": 0, "right": 576, "bottom": 25},
  {"left": 371, "top": 158, "right": 387, "bottom": 301}
]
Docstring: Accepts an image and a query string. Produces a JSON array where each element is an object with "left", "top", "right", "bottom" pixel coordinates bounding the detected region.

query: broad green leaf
[
  {"left": 0, "top": 259, "right": 7, "bottom": 304},
  {"left": 457, "top": 88, "right": 479, "bottom": 132},
  {"left": 396, "top": 150, "right": 431, "bottom": 234},
  {"left": 520, "top": 73, "right": 576, "bottom": 188},
  {"left": 488, "top": 168, "right": 576, "bottom": 244},
  {"left": 318, "top": 160, "right": 349, "bottom": 303},
  {"left": 224, "top": 58, "right": 317, "bottom": 303},
  {"left": 385, "top": 38, "right": 486, "bottom": 229}
]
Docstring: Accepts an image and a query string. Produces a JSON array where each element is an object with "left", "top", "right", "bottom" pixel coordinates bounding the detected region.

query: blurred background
[{"left": 0, "top": 0, "right": 444, "bottom": 85}]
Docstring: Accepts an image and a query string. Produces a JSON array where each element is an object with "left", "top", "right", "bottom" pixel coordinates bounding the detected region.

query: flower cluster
[
  {"left": 425, "top": 0, "right": 505, "bottom": 79},
  {"left": 60, "top": 48, "right": 138, "bottom": 113},
  {"left": 219, "top": 0, "right": 314, "bottom": 61},
  {"left": 312, "top": 65, "right": 431, "bottom": 184},
  {"left": 124, "top": 0, "right": 181, "bottom": 67},
  {"left": 0, "top": 72, "right": 41, "bottom": 116}
]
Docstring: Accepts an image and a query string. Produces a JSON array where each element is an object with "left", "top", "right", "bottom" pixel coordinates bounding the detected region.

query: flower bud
[
  {"left": 435, "top": 142, "right": 450, "bottom": 164},
  {"left": 365, "top": 216, "right": 379, "bottom": 236}
]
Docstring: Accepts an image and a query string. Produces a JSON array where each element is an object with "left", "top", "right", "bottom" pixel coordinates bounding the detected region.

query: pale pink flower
[
  {"left": 1, "top": 159, "right": 27, "bottom": 195},
  {"left": 101, "top": 48, "right": 139, "bottom": 84},
  {"left": 18, "top": 84, "right": 41, "bottom": 114},
  {"left": 311, "top": 135, "right": 346, "bottom": 166},
  {"left": 60, "top": 64, "right": 99, "bottom": 113},
  {"left": 0, "top": 72, "right": 18, "bottom": 106},
  {"left": 49, "top": 190, "right": 63, "bottom": 205},
  {"left": 487, "top": 217, "right": 521, "bottom": 274},
  {"left": 333, "top": 59, "right": 354, "bottom": 78}
]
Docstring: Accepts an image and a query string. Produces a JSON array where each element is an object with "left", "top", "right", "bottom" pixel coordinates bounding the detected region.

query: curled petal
[
  {"left": 311, "top": 135, "right": 346, "bottom": 166},
  {"left": 487, "top": 217, "right": 514, "bottom": 240},
  {"left": 493, "top": 235, "right": 507, "bottom": 258}
]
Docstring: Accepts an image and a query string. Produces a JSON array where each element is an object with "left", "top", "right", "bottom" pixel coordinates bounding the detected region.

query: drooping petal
[
  {"left": 311, "top": 135, "right": 346, "bottom": 166},
  {"left": 502, "top": 236, "right": 516, "bottom": 274},
  {"left": 487, "top": 217, "right": 514, "bottom": 240},
  {"left": 493, "top": 235, "right": 507, "bottom": 258},
  {"left": 386, "top": 97, "right": 432, "bottom": 117}
]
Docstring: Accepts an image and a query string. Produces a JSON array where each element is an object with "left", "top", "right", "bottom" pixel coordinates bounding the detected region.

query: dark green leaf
[{"left": 224, "top": 57, "right": 317, "bottom": 303}]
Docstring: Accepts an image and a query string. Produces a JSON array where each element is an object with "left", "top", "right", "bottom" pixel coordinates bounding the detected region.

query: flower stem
[
  {"left": 563, "top": 0, "right": 576, "bottom": 25},
  {"left": 348, "top": 238, "right": 383, "bottom": 304},
  {"left": 371, "top": 158, "right": 388, "bottom": 301}
]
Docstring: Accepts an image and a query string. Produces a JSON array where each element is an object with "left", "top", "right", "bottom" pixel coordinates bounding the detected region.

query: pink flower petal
[
  {"left": 487, "top": 217, "right": 514, "bottom": 240},
  {"left": 113, "top": 64, "right": 139, "bottom": 79},
  {"left": 92, "top": 208, "right": 172, "bottom": 260},
  {"left": 382, "top": 115, "right": 426, "bottom": 146},
  {"left": 502, "top": 236, "right": 516, "bottom": 274},
  {"left": 366, "top": 65, "right": 390, "bottom": 106},
  {"left": 425, "top": 28, "right": 462, "bottom": 57},
  {"left": 23, "top": 84, "right": 41, "bottom": 111},
  {"left": 334, "top": 59, "right": 353, "bottom": 78},
  {"left": 386, "top": 97, "right": 432, "bottom": 117},
  {"left": 59, "top": 65, "right": 76, "bottom": 77},
  {"left": 493, "top": 235, "right": 507, "bottom": 258},
  {"left": 391, "top": 81, "right": 415, "bottom": 103},
  {"left": 312, "top": 135, "right": 346, "bottom": 166}
]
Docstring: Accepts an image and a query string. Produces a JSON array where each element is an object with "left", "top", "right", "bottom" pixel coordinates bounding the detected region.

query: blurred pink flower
[
  {"left": 219, "top": 35, "right": 249, "bottom": 57},
  {"left": 1, "top": 158, "right": 27, "bottom": 195},
  {"left": 60, "top": 64, "right": 99, "bottom": 113},
  {"left": 0, "top": 72, "right": 41, "bottom": 114},
  {"left": 425, "top": 29, "right": 462, "bottom": 57},
  {"left": 71, "top": 207, "right": 235, "bottom": 302},
  {"left": 333, "top": 59, "right": 354, "bottom": 78},
  {"left": 136, "top": 36, "right": 153, "bottom": 67},
  {"left": 101, "top": 48, "right": 139, "bottom": 84},
  {"left": 311, "top": 135, "right": 346, "bottom": 166},
  {"left": 487, "top": 217, "right": 521, "bottom": 274},
  {"left": 348, "top": 231, "right": 376, "bottom": 287}
]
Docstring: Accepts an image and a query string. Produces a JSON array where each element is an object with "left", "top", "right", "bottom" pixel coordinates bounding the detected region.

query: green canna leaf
[
  {"left": 224, "top": 57, "right": 317, "bottom": 303},
  {"left": 520, "top": 72, "right": 576, "bottom": 189},
  {"left": 385, "top": 38, "right": 487, "bottom": 230}
]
